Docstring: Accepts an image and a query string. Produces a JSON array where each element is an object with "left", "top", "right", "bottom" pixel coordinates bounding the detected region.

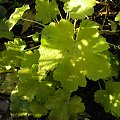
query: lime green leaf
[
  {"left": 17, "top": 79, "right": 39, "bottom": 101},
  {"left": 21, "top": 50, "right": 40, "bottom": 68},
  {"left": 32, "top": 32, "right": 39, "bottom": 42},
  {"left": 6, "top": 5, "right": 29, "bottom": 30},
  {"left": 18, "top": 68, "right": 35, "bottom": 82},
  {"left": 95, "top": 80, "right": 120, "bottom": 117},
  {"left": 115, "top": 12, "right": 120, "bottom": 25},
  {"left": 115, "top": 12, "right": 120, "bottom": 22},
  {"left": 68, "top": 96, "right": 85, "bottom": 119},
  {"left": 76, "top": 20, "right": 110, "bottom": 80},
  {"left": 0, "top": 19, "right": 13, "bottom": 39},
  {"left": 35, "top": 0, "right": 59, "bottom": 24},
  {"left": 46, "top": 89, "right": 85, "bottom": 120},
  {"left": 39, "top": 19, "right": 111, "bottom": 92},
  {"left": 29, "top": 81, "right": 55, "bottom": 117},
  {"left": 54, "top": 59, "right": 86, "bottom": 91},
  {"left": 36, "top": 81, "right": 55, "bottom": 103},
  {"left": 64, "top": 0, "right": 96, "bottom": 19}
]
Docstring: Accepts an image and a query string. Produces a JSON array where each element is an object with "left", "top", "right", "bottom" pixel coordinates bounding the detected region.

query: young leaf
[
  {"left": 64, "top": 0, "right": 96, "bottom": 19},
  {"left": 35, "top": 0, "right": 59, "bottom": 24},
  {"left": 6, "top": 5, "right": 30, "bottom": 30}
]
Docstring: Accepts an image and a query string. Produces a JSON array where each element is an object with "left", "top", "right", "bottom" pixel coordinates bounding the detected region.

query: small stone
[{"left": 0, "top": 100, "right": 9, "bottom": 114}]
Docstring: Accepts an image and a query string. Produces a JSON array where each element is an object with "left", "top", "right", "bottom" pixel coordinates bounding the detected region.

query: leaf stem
[{"left": 21, "top": 18, "right": 46, "bottom": 27}]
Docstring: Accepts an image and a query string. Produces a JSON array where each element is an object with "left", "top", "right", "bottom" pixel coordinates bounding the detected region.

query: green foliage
[
  {"left": 35, "top": 0, "right": 59, "bottom": 24},
  {"left": 0, "top": 0, "right": 119, "bottom": 119},
  {"left": 0, "top": 72, "right": 19, "bottom": 93},
  {"left": 6, "top": 5, "right": 30, "bottom": 30},
  {"left": 39, "top": 19, "right": 111, "bottom": 91},
  {"left": 0, "top": 38, "right": 26, "bottom": 69},
  {"left": 46, "top": 89, "right": 85, "bottom": 120},
  {"left": 10, "top": 92, "right": 30, "bottom": 116},
  {"left": 64, "top": 0, "right": 96, "bottom": 19},
  {"left": 95, "top": 80, "right": 120, "bottom": 117}
]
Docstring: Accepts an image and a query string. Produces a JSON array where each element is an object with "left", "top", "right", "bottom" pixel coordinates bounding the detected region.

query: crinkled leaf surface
[
  {"left": 95, "top": 80, "right": 120, "bottom": 117},
  {"left": 39, "top": 19, "right": 111, "bottom": 92},
  {"left": 64, "top": 0, "right": 96, "bottom": 19},
  {"left": 46, "top": 89, "right": 85, "bottom": 120},
  {"left": 35, "top": 0, "right": 59, "bottom": 24},
  {"left": 6, "top": 5, "right": 29, "bottom": 30}
]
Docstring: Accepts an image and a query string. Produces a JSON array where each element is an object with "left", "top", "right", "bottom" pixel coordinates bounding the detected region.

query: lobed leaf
[
  {"left": 39, "top": 19, "right": 111, "bottom": 92},
  {"left": 95, "top": 80, "right": 120, "bottom": 117},
  {"left": 46, "top": 89, "right": 85, "bottom": 120},
  {"left": 64, "top": 0, "right": 96, "bottom": 19},
  {"left": 35, "top": 0, "right": 59, "bottom": 24}
]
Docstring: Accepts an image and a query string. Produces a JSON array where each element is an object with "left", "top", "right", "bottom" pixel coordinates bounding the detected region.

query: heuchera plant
[{"left": 0, "top": 0, "right": 120, "bottom": 119}]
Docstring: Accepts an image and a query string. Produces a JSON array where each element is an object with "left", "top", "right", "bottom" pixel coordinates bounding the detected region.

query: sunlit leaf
[
  {"left": 95, "top": 80, "right": 120, "bottom": 117},
  {"left": 64, "top": 0, "right": 96, "bottom": 19},
  {"left": 39, "top": 19, "right": 111, "bottom": 92},
  {"left": 6, "top": 5, "right": 29, "bottom": 30}
]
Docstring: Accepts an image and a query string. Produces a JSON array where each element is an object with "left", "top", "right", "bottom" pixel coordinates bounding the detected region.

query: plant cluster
[{"left": 0, "top": 0, "right": 120, "bottom": 119}]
